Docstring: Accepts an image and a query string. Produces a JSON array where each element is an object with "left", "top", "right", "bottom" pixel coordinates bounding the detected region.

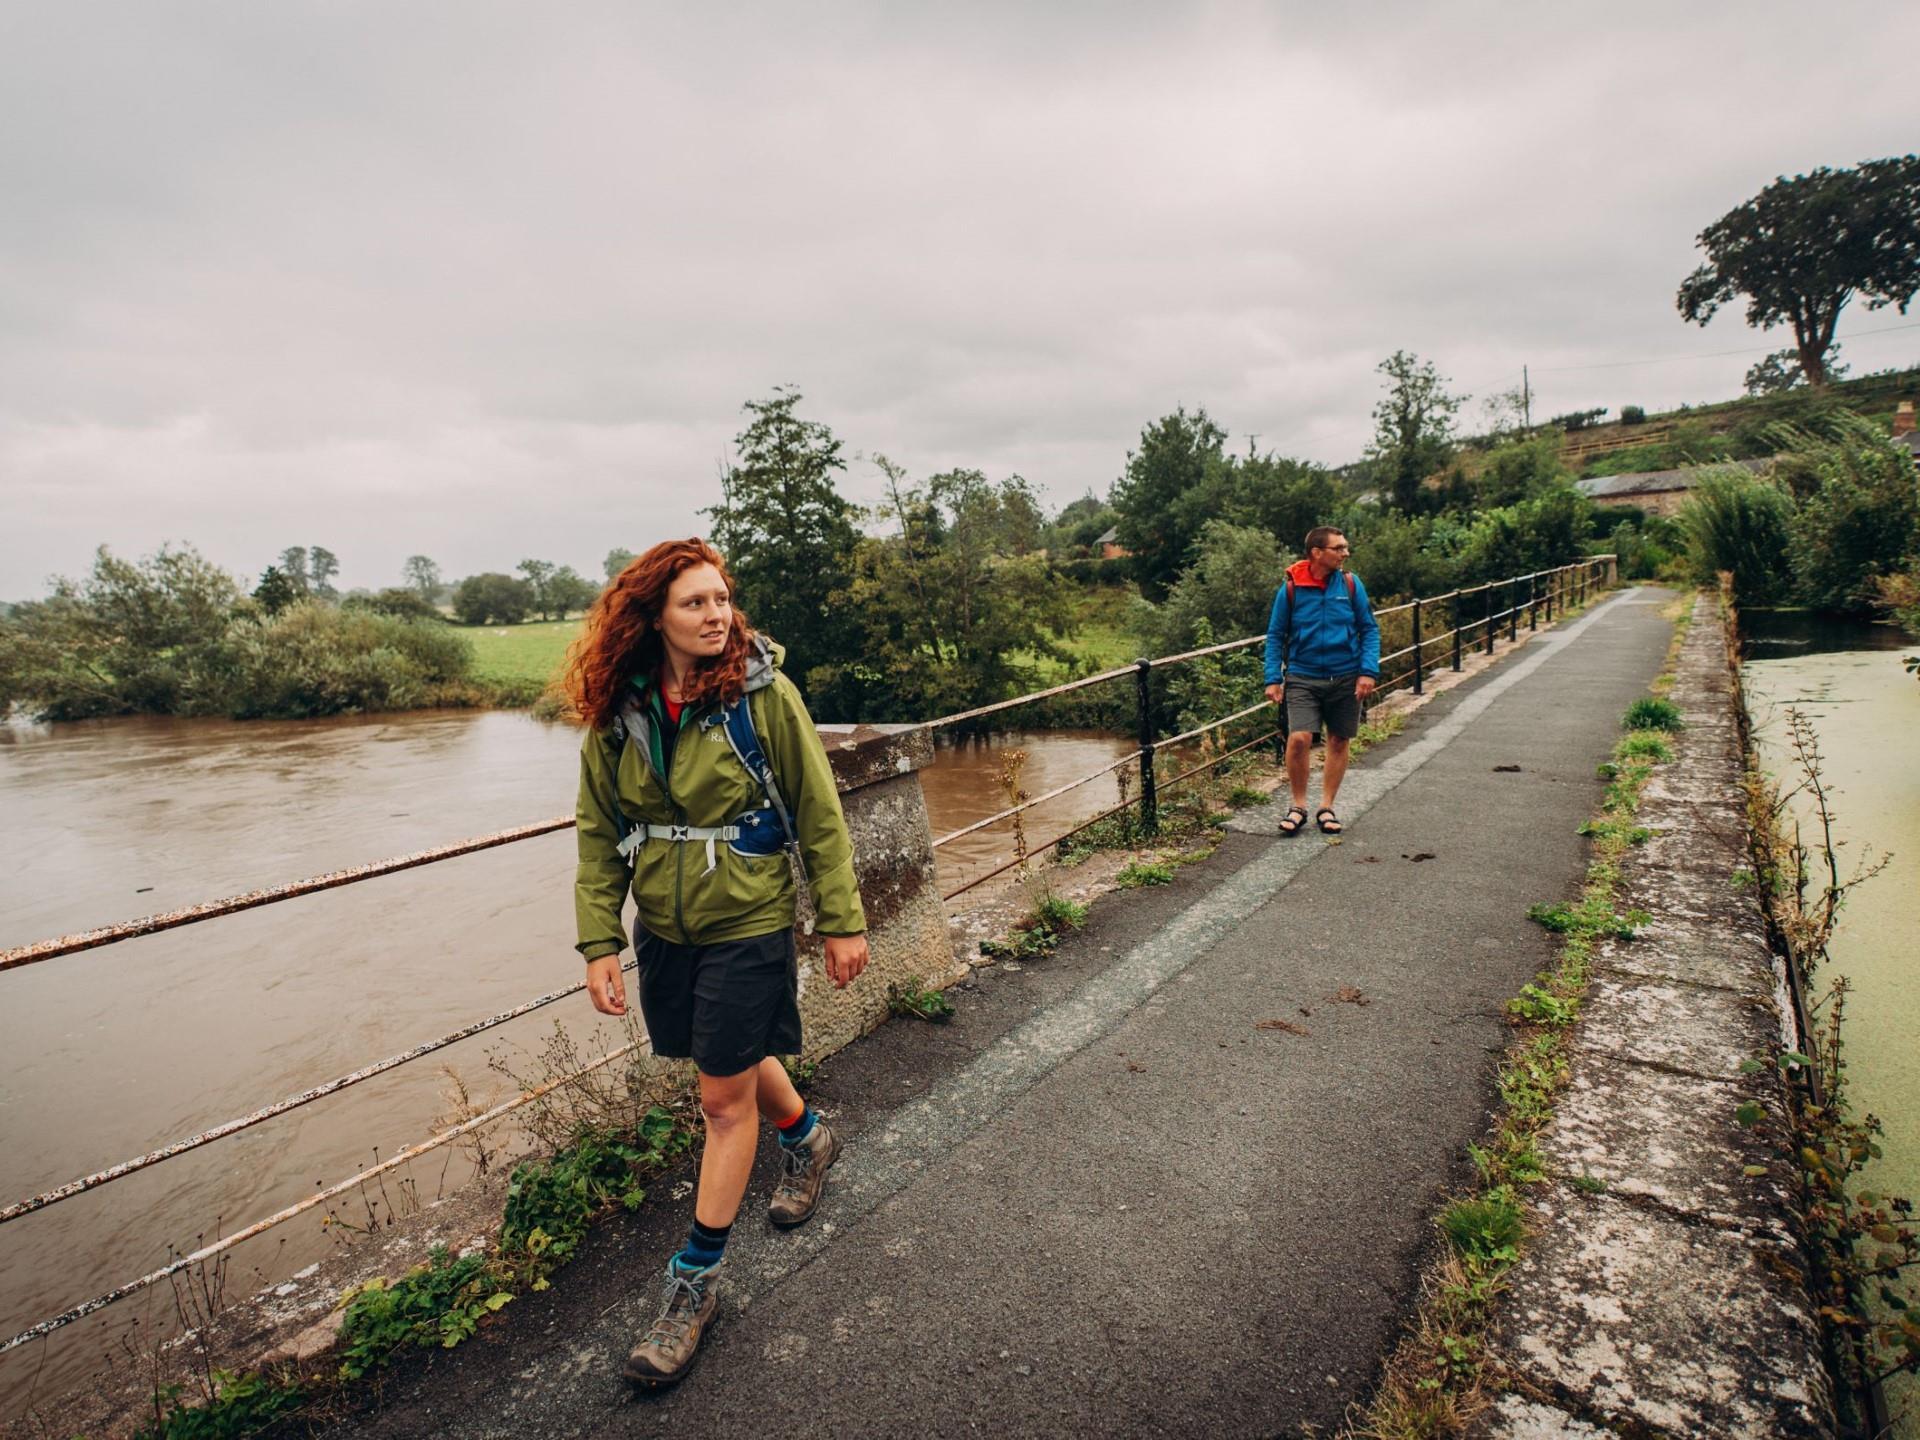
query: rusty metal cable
[
  {"left": 2, "top": 817, "right": 577, "bottom": 972},
  {"left": 917, "top": 661, "right": 1140, "bottom": 731},
  {"left": 1155, "top": 701, "right": 1271, "bottom": 752},
  {"left": 0, "top": 959, "right": 637, "bottom": 1229},
  {"left": 0, "top": 1035, "right": 646, "bottom": 1357},
  {"left": 929, "top": 751, "right": 1143, "bottom": 850}
]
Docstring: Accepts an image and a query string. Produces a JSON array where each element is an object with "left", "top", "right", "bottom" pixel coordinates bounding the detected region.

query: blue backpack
[{"left": 610, "top": 692, "right": 796, "bottom": 860}]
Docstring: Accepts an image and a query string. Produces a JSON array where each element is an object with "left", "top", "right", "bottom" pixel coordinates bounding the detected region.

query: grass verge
[{"left": 1351, "top": 605, "right": 1690, "bottom": 1439}]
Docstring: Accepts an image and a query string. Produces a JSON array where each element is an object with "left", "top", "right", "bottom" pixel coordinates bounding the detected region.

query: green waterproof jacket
[{"left": 574, "top": 637, "right": 866, "bottom": 958}]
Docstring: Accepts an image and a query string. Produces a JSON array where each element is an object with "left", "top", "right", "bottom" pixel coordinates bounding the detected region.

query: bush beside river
[{"left": 0, "top": 545, "right": 540, "bottom": 721}]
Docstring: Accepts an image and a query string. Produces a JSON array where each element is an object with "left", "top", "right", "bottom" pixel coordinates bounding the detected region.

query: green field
[
  {"left": 459, "top": 583, "right": 1142, "bottom": 694},
  {"left": 464, "top": 618, "right": 582, "bottom": 686}
]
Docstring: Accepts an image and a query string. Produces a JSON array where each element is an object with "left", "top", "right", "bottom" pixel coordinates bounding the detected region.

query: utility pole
[{"left": 1522, "top": 366, "right": 1532, "bottom": 429}]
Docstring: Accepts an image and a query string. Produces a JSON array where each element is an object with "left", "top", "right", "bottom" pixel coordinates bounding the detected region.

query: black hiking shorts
[{"left": 634, "top": 926, "right": 802, "bottom": 1078}]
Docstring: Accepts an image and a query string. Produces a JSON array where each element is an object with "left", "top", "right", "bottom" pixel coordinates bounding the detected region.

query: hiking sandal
[
  {"left": 1315, "top": 808, "right": 1343, "bottom": 835},
  {"left": 1278, "top": 806, "right": 1309, "bottom": 837}
]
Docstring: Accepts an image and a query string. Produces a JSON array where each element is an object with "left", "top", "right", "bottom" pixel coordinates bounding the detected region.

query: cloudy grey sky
[{"left": 3, "top": 1, "right": 1917, "bottom": 597}]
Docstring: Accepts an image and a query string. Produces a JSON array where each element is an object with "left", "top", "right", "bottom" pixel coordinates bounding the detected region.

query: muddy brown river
[{"left": 0, "top": 710, "right": 1135, "bottom": 1417}]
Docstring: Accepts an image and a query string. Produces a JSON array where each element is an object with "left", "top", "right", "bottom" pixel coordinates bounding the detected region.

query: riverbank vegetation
[
  {"left": 1675, "top": 414, "right": 1920, "bottom": 637},
  {"left": 0, "top": 546, "right": 521, "bottom": 722}
]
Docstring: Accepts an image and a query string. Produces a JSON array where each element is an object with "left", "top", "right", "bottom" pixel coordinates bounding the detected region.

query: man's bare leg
[
  {"left": 1286, "top": 731, "right": 1313, "bottom": 809},
  {"left": 1320, "top": 734, "right": 1351, "bottom": 814}
]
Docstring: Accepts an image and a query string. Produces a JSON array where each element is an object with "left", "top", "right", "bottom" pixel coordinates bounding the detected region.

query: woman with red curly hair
[{"left": 566, "top": 537, "right": 869, "bottom": 1388}]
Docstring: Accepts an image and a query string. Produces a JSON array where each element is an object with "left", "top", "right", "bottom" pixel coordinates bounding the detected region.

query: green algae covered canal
[{"left": 1741, "top": 611, "right": 1920, "bottom": 1436}]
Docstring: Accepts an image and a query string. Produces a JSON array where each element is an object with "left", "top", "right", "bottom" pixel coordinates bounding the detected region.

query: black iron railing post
[
  {"left": 1546, "top": 569, "right": 1556, "bottom": 624},
  {"left": 1411, "top": 598, "right": 1424, "bottom": 695},
  {"left": 1451, "top": 592, "right": 1463, "bottom": 671},
  {"left": 1528, "top": 572, "right": 1538, "bottom": 631},
  {"left": 1509, "top": 577, "right": 1519, "bottom": 642},
  {"left": 1134, "top": 658, "right": 1158, "bottom": 837},
  {"left": 1484, "top": 584, "right": 1496, "bottom": 655}
]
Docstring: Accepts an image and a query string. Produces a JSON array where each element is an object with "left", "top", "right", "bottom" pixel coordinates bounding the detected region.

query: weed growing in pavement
[
  {"left": 888, "top": 976, "right": 955, "bottom": 1022},
  {"left": 1569, "top": 1173, "right": 1608, "bottom": 1196},
  {"left": 1359, "top": 638, "right": 1689, "bottom": 1437},
  {"left": 1524, "top": 898, "right": 1647, "bottom": 940},
  {"left": 1351, "top": 709, "right": 1407, "bottom": 758},
  {"left": 1622, "top": 696, "right": 1684, "bottom": 731},
  {"left": 1617, "top": 732, "right": 1675, "bottom": 763},
  {"left": 1226, "top": 785, "right": 1271, "bottom": 807},
  {"left": 781, "top": 1054, "right": 820, "bottom": 1092},
  {"left": 979, "top": 886, "right": 1091, "bottom": 964},
  {"left": 1030, "top": 891, "right": 1089, "bottom": 933},
  {"left": 132, "top": 1369, "right": 307, "bottom": 1440},
  {"left": 1439, "top": 1191, "right": 1524, "bottom": 1264},
  {"left": 336, "top": 1246, "right": 508, "bottom": 1380},
  {"left": 1115, "top": 860, "right": 1175, "bottom": 888},
  {"left": 1577, "top": 817, "right": 1653, "bottom": 847}
]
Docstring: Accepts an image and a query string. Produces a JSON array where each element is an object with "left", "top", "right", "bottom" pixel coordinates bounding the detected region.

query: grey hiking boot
[
  {"left": 768, "top": 1120, "right": 841, "bottom": 1229},
  {"left": 622, "top": 1260, "right": 719, "bottom": 1388}
]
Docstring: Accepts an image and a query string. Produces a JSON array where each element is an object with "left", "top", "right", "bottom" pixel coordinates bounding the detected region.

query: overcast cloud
[{"left": 3, "top": 1, "right": 1917, "bottom": 597}]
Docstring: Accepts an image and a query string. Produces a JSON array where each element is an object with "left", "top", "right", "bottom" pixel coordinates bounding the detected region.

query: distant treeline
[
  {"left": 0, "top": 548, "right": 526, "bottom": 722},
  {"left": 7, "top": 367, "right": 1914, "bottom": 725}
]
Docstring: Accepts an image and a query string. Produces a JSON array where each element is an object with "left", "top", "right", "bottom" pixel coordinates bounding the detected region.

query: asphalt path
[{"left": 320, "top": 586, "right": 1676, "bottom": 1440}]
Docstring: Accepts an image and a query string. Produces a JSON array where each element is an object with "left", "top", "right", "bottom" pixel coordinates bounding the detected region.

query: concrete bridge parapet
[{"left": 801, "top": 723, "right": 950, "bottom": 1059}]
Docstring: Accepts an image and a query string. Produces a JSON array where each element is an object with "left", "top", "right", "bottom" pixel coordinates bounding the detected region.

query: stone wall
[
  {"left": 1476, "top": 594, "right": 1837, "bottom": 1438},
  {"left": 793, "top": 722, "right": 951, "bottom": 1058}
]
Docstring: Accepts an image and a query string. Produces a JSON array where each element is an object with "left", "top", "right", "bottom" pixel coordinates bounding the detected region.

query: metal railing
[
  {"left": 0, "top": 553, "right": 1615, "bottom": 1358},
  {"left": 928, "top": 556, "right": 1616, "bottom": 899}
]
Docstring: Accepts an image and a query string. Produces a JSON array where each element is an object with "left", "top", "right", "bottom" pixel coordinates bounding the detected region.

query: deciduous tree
[
  {"left": 402, "top": 555, "right": 441, "bottom": 600},
  {"left": 1366, "top": 351, "right": 1463, "bottom": 513},
  {"left": 1678, "top": 156, "right": 1920, "bottom": 389},
  {"left": 704, "top": 388, "right": 861, "bottom": 672},
  {"left": 1109, "top": 407, "right": 1227, "bottom": 600},
  {"left": 452, "top": 573, "right": 534, "bottom": 625}
]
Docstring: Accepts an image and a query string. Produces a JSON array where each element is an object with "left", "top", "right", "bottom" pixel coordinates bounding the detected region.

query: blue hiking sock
[
  {"left": 674, "top": 1217, "right": 730, "bottom": 1272},
  {"left": 776, "top": 1105, "right": 817, "bottom": 1148}
]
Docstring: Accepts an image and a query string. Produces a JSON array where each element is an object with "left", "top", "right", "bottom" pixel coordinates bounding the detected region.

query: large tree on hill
[
  {"left": 704, "top": 388, "right": 861, "bottom": 671},
  {"left": 1678, "top": 155, "right": 1920, "bottom": 390},
  {"left": 1366, "top": 351, "right": 1462, "bottom": 513},
  {"left": 1110, "top": 407, "right": 1228, "bottom": 601}
]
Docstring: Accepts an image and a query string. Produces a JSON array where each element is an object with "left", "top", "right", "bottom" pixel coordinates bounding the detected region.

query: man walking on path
[{"left": 1264, "top": 525, "right": 1380, "bottom": 836}]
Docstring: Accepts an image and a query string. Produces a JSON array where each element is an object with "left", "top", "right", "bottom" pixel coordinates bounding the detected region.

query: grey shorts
[{"left": 1283, "top": 674, "right": 1362, "bottom": 740}]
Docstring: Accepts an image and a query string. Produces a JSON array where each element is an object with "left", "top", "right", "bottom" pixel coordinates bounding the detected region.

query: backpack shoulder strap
[{"left": 720, "top": 693, "right": 797, "bottom": 849}]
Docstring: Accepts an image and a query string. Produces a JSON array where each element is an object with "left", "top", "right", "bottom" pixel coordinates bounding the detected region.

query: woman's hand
[
  {"left": 585, "top": 954, "right": 627, "bottom": 1016},
  {"left": 823, "top": 934, "right": 870, "bottom": 989}
]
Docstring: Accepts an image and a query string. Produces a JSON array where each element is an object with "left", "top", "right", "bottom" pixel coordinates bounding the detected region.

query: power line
[{"left": 1533, "top": 319, "right": 1920, "bottom": 374}]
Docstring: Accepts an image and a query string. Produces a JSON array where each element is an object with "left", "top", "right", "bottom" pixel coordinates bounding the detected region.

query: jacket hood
[
  {"left": 1286, "top": 558, "right": 1326, "bottom": 586},
  {"left": 628, "top": 632, "right": 784, "bottom": 702},
  {"left": 743, "top": 633, "right": 783, "bottom": 694}
]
